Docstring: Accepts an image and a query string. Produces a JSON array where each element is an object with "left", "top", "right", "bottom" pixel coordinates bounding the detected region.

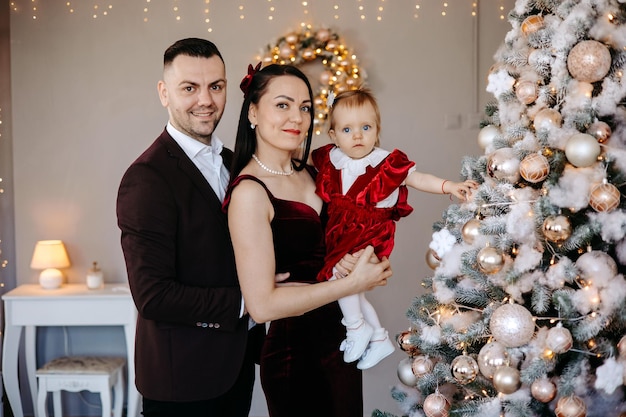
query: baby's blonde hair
[{"left": 328, "top": 88, "right": 381, "bottom": 146}]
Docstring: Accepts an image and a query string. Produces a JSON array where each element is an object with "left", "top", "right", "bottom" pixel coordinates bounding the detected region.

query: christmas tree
[{"left": 375, "top": 1, "right": 626, "bottom": 416}]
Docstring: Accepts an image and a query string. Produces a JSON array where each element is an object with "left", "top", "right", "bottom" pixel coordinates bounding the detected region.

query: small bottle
[{"left": 86, "top": 261, "right": 104, "bottom": 290}]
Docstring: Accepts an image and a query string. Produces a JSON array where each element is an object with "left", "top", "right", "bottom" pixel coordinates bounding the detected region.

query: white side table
[{"left": 2, "top": 284, "right": 140, "bottom": 417}]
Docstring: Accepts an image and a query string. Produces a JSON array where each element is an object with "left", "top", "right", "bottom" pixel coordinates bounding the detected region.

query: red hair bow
[{"left": 240, "top": 62, "right": 262, "bottom": 98}]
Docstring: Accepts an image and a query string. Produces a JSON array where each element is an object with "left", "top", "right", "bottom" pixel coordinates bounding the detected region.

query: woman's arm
[{"left": 228, "top": 180, "right": 391, "bottom": 323}]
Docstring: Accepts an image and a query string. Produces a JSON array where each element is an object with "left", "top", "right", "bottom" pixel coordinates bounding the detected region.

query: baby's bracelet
[{"left": 441, "top": 180, "right": 449, "bottom": 194}]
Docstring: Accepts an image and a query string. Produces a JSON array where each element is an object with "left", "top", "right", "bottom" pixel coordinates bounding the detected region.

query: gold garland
[{"left": 259, "top": 23, "right": 366, "bottom": 135}]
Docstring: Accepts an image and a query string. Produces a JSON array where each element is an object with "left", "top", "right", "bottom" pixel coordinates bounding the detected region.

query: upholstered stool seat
[{"left": 36, "top": 356, "right": 125, "bottom": 417}]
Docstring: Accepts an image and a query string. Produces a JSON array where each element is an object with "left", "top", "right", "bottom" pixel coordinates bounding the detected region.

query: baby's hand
[{"left": 447, "top": 180, "right": 478, "bottom": 201}]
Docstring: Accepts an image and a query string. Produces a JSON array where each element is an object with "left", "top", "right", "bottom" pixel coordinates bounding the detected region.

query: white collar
[
  {"left": 329, "top": 146, "right": 390, "bottom": 176},
  {"left": 166, "top": 122, "right": 223, "bottom": 160}
]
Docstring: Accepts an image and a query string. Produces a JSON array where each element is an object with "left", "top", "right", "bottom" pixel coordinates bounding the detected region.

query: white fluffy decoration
[
  {"left": 430, "top": 229, "right": 457, "bottom": 259},
  {"left": 542, "top": 257, "right": 574, "bottom": 289},
  {"left": 433, "top": 279, "right": 456, "bottom": 304},
  {"left": 594, "top": 357, "right": 624, "bottom": 395},
  {"left": 588, "top": 211, "right": 626, "bottom": 243},
  {"left": 573, "top": 251, "right": 626, "bottom": 316},
  {"left": 476, "top": 398, "right": 503, "bottom": 417},
  {"left": 548, "top": 165, "right": 602, "bottom": 210},
  {"left": 486, "top": 69, "right": 515, "bottom": 98},
  {"left": 420, "top": 324, "right": 442, "bottom": 345},
  {"left": 506, "top": 188, "right": 539, "bottom": 242},
  {"left": 512, "top": 244, "right": 543, "bottom": 274},
  {"left": 506, "top": 269, "right": 542, "bottom": 303}
]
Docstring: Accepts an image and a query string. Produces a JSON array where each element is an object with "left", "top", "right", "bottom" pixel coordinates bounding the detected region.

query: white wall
[{"left": 7, "top": 0, "right": 514, "bottom": 415}]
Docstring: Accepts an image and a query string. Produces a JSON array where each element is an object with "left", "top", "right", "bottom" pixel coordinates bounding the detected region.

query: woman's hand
[{"left": 347, "top": 245, "right": 392, "bottom": 292}]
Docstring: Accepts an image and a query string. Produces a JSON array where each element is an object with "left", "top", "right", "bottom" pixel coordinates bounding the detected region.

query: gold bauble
[
  {"left": 411, "top": 355, "right": 434, "bottom": 377},
  {"left": 397, "top": 330, "right": 420, "bottom": 356},
  {"left": 301, "top": 48, "right": 316, "bottom": 61},
  {"left": 520, "top": 153, "right": 550, "bottom": 183},
  {"left": 284, "top": 32, "right": 299, "bottom": 45},
  {"left": 319, "top": 70, "right": 333, "bottom": 85},
  {"left": 489, "top": 303, "right": 535, "bottom": 348},
  {"left": 516, "top": 80, "right": 538, "bottom": 104},
  {"left": 589, "top": 182, "right": 620, "bottom": 212},
  {"left": 279, "top": 45, "right": 294, "bottom": 59},
  {"left": 478, "top": 341, "right": 508, "bottom": 378},
  {"left": 397, "top": 357, "right": 418, "bottom": 387},
  {"left": 521, "top": 15, "right": 544, "bottom": 36},
  {"left": 462, "top": 218, "right": 481, "bottom": 244},
  {"left": 423, "top": 392, "right": 450, "bottom": 417},
  {"left": 325, "top": 39, "right": 338, "bottom": 52},
  {"left": 567, "top": 40, "right": 611, "bottom": 83},
  {"left": 426, "top": 248, "right": 441, "bottom": 270},
  {"left": 555, "top": 395, "right": 587, "bottom": 417},
  {"left": 542, "top": 215, "right": 572, "bottom": 243},
  {"left": 451, "top": 354, "right": 479, "bottom": 384},
  {"left": 531, "top": 378, "right": 557, "bottom": 403},
  {"left": 565, "top": 133, "right": 601, "bottom": 167},
  {"left": 487, "top": 147, "right": 520, "bottom": 183},
  {"left": 546, "top": 325, "right": 573, "bottom": 353},
  {"left": 534, "top": 108, "right": 562, "bottom": 130},
  {"left": 315, "top": 28, "right": 331, "bottom": 42},
  {"left": 587, "top": 121, "right": 611, "bottom": 143},
  {"left": 477, "top": 246, "right": 504, "bottom": 274},
  {"left": 493, "top": 365, "right": 521, "bottom": 394}
]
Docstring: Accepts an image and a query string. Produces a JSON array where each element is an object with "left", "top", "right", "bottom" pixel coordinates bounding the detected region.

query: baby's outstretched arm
[{"left": 405, "top": 171, "right": 478, "bottom": 201}]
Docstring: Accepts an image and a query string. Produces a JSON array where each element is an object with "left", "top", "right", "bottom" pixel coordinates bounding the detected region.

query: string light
[
  {"left": 441, "top": 2, "right": 448, "bottom": 17},
  {"left": 414, "top": 3, "right": 420, "bottom": 20}
]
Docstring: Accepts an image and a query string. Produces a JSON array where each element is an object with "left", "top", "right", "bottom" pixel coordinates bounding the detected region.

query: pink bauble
[
  {"left": 516, "top": 80, "right": 538, "bottom": 104},
  {"left": 587, "top": 121, "right": 611, "bottom": 143},
  {"left": 489, "top": 303, "right": 535, "bottom": 348},
  {"left": 520, "top": 153, "right": 550, "bottom": 183},
  {"left": 589, "top": 182, "right": 620, "bottom": 212},
  {"left": 534, "top": 108, "right": 563, "bottom": 130},
  {"left": 567, "top": 40, "right": 611, "bottom": 83},
  {"left": 555, "top": 395, "right": 587, "bottom": 417}
]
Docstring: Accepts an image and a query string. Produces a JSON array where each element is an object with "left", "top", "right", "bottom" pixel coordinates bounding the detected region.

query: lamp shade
[{"left": 30, "top": 240, "right": 70, "bottom": 289}]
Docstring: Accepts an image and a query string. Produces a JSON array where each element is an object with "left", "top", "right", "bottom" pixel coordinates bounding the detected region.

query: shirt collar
[
  {"left": 166, "top": 122, "right": 224, "bottom": 160},
  {"left": 329, "top": 146, "right": 389, "bottom": 176}
]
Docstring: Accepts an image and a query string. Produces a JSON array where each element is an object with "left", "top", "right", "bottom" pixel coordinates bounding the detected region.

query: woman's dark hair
[{"left": 231, "top": 64, "right": 315, "bottom": 178}]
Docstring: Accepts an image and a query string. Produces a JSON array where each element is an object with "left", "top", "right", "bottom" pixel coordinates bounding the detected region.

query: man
[{"left": 117, "top": 38, "right": 262, "bottom": 417}]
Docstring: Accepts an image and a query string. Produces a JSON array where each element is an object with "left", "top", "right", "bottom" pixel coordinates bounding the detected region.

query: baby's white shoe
[
  {"left": 339, "top": 317, "right": 374, "bottom": 363},
  {"left": 357, "top": 328, "right": 395, "bottom": 370}
]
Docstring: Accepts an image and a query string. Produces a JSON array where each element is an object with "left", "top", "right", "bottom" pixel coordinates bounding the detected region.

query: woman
[{"left": 224, "top": 64, "right": 392, "bottom": 416}]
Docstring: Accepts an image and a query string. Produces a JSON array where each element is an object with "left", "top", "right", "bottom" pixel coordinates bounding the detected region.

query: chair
[{"left": 36, "top": 356, "right": 125, "bottom": 417}]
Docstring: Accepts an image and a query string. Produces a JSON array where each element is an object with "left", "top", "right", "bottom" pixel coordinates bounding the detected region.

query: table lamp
[{"left": 30, "top": 240, "right": 71, "bottom": 289}]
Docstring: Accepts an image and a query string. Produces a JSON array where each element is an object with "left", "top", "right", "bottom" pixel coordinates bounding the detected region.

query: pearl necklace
[{"left": 252, "top": 154, "right": 294, "bottom": 176}]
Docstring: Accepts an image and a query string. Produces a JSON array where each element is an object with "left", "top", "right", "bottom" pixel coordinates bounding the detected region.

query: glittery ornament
[
  {"left": 589, "top": 182, "right": 621, "bottom": 212},
  {"left": 520, "top": 153, "right": 550, "bottom": 183},
  {"left": 411, "top": 355, "right": 434, "bottom": 377},
  {"left": 516, "top": 80, "right": 538, "bottom": 104},
  {"left": 397, "top": 357, "right": 418, "bottom": 387},
  {"left": 451, "top": 354, "right": 479, "bottom": 384},
  {"left": 426, "top": 248, "right": 441, "bottom": 270},
  {"left": 489, "top": 303, "right": 535, "bottom": 348},
  {"left": 478, "top": 125, "right": 499, "bottom": 150},
  {"left": 521, "top": 15, "right": 544, "bottom": 36},
  {"left": 423, "top": 392, "right": 450, "bottom": 417},
  {"left": 397, "top": 330, "right": 420, "bottom": 356},
  {"left": 477, "top": 246, "right": 505, "bottom": 274},
  {"left": 542, "top": 215, "right": 572, "bottom": 243},
  {"left": 531, "top": 378, "right": 557, "bottom": 403},
  {"left": 565, "top": 133, "right": 601, "bottom": 167},
  {"left": 555, "top": 395, "right": 587, "bottom": 417},
  {"left": 487, "top": 148, "right": 521, "bottom": 183},
  {"left": 461, "top": 218, "right": 481, "bottom": 244},
  {"left": 567, "top": 40, "right": 611, "bottom": 83},
  {"left": 587, "top": 121, "right": 611, "bottom": 143},
  {"left": 546, "top": 325, "right": 573, "bottom": 353},
  {"left": 493, "top": 365, "right": 521, "bottom": 394},
  {"left": 478, "top": 341, "right": 509, "bottom": 378},
  {"left": 533, "top": 108, "right": 562, "bottom": 130}
]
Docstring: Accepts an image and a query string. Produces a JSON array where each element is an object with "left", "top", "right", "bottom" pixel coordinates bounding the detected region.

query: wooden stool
[{"left": 36, "top": 356, "right": 125, "bottom": 417}]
